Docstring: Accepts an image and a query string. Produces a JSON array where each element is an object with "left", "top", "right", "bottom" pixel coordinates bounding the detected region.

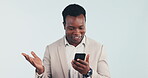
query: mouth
[{"left": 72, "top": 35, "right": 82, "bottom": 41}]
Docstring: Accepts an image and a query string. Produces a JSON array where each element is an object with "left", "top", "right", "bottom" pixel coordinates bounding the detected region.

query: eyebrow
[{"left": 67, "top": 25, "right": 84, "bottom": 27}]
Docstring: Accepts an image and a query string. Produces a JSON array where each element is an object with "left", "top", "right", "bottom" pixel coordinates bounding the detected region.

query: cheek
[
  {"left": 81, "top": 30, "right": 86, "bottom": 35},
  {"left": 66, "top": 30, "right": 73, "bottom": 35}
]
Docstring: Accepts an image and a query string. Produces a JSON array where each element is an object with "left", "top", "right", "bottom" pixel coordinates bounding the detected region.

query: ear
[{"left": 63, "top": 22, "right": 66, "bottom": 30}]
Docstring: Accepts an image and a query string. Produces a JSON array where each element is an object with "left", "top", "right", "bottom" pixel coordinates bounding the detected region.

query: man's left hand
[{"left": 71, "top": 54, "right": 90, "bottom": 74}]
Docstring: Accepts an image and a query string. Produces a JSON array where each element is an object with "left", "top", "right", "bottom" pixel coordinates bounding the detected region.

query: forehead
[{"left": 65, "top": 14, "right": 85, "bottom": 26}]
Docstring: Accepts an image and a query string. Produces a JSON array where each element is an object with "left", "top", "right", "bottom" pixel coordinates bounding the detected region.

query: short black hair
[{"left": 62, "top": 4, "right": 86, "bottom": 24}]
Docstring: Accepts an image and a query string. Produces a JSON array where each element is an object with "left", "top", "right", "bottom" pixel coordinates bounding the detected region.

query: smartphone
[{"left": 74, "top": 53, "right": 86, "bottom": 61}]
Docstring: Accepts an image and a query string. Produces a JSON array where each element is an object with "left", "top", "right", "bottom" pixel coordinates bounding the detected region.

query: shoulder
[
  {"left": 46, "top": 37, "right": 64, "bottom": 48},
  {"left": 86, "top": 37, "right": 103, "bottom": 47}
]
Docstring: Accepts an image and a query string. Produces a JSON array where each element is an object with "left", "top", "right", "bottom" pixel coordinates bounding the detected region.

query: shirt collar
[{"left": 64, "top": 36, "right": 86, "bottom": 47}]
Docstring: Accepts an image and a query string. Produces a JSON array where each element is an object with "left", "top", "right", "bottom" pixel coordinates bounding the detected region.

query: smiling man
[
  {"left": 64, "top": 14, "right": 86, "bottom": 47},
  {"left": 22, "top": 4, "right": 111, "bottom": 78}
]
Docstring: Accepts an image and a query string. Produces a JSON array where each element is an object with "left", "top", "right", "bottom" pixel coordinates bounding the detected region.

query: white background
[{"left": 0, "top": 0, "right": 148, "bottom": 78}]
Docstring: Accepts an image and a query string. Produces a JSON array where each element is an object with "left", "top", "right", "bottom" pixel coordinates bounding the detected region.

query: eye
[
  {"left": 68, "top": 26, "right": 75, "bottom": 30},
  {"left": 79, "top": 26, "right": 85, "bottom": 30}
]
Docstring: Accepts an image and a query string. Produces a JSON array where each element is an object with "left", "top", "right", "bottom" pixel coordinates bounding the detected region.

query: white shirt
[
  {"left": 36, "top": 36, "right": 90, "bottom": 78},
  {"left": 64, "top": 36, "right": 89, "bottom": 78}
]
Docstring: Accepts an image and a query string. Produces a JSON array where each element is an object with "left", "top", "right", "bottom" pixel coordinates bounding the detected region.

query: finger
[
  {"left": 26, "top": 55, "right": 32, "bottom": 62},
  {"left": 22, "top": 53, "right": 27, "bottom": 57},
  {"left": 77, "top": 59, "right": 88, "bottom": 65},
  {"left": 71, "top": 60, "right": 84, "bottom": 72},
  {"left": 28, "top": 57, "right": 35, "bottom": 66},
  {"left": 76, "top": 66, "right": 84, "bottom": 72},
  {"left": 22, "top": 53, "right": 36, "bottom": 67},
  {"left": 22, "top": 53, "right": 29, "bottom": 60},
  {"left": 71, "top": 60, "right": 76, "bottom": 69},
  {"left": 31, "top": 59, "right": 37, "bottom": 67},
  {"left": 86, "top": 54, "right": 89, "bottom": 63},
  {"left": 73, "top": 64, "right": 83, "bottom": 71},
  {"left": 22, "top": 53, "right": 33, "bottom": 62},
  {"left": 31, "top": 51, "right": 38, "bottom": 58},
  {"left": 72, "top": 62, "right": 85, "bottom": 74},
  {"left": 26, "top": 56, "right": 36, "bottom": 67},
  {"left": 73, "top": 60, "right": 86, "bottom": 68}
]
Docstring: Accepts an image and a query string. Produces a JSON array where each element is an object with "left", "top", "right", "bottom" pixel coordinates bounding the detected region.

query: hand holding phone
[{"left": 72, "top": 53, "right": 91, "bottom": 75}]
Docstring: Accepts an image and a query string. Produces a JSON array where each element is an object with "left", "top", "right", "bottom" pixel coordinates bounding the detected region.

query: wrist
[
  {"left": 36, "top": 66, "right": 44, "bottom": 74},
  {"left": 83, "top": 68, "right": 93, "bottom": 77}
]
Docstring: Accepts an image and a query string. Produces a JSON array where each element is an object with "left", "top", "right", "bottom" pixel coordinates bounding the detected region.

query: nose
[{"left": 74, "top": 28, "right": 81, "bottom": 34}]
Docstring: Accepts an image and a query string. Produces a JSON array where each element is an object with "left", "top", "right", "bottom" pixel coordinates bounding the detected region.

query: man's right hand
[{"left": 22, "top": 51, "right": 44, "bottom": 74}]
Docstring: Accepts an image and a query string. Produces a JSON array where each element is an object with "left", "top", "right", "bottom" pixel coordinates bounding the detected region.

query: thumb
[{"left": 86, "top": 54, "right": 90, "bottom": 63}]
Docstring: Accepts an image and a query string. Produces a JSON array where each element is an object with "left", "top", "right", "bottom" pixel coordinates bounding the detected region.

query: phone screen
[{"left": 74, "top": 53, "right": 86, "bottom": 61}]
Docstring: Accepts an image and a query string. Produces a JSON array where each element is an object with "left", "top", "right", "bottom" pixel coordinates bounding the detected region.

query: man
[{"left": 22, "top": 4, "right": 111, "bottom": 78}]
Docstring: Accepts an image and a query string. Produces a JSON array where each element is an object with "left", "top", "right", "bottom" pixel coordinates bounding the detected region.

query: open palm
[{"left": 22, "top": 51, "right": 44, "bottom": 72}]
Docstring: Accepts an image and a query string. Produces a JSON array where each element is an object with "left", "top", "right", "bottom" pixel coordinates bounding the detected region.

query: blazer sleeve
[
  {"left": 35, "top": 46, "right": 52, "bottom": 78},
  {"left": 91, "top": 45, "right": 111, "bottom": 78}
]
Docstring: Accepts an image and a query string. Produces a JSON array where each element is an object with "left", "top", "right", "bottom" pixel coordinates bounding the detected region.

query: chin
[{"left": 73, "top": 39, "right": 82, "bottom": 44}]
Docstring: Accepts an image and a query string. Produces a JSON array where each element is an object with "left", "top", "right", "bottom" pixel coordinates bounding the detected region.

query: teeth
[
  {"left": 73, "top": 36, "right": 80, "bottom": 39},
  {"left": 75, "top": 37, "right": 79, "bottom": 38},
  {"left": 72, "top": 35, "right": 82, "bottom": 39}
]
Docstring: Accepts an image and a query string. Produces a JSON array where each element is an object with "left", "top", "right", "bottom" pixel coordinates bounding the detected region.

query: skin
[
  {"left": 72, "top": 54, "right": 90, "bottom": 74},
  {"left": 22, "top": 51, "right": 43, "bottom": 74},
  {"left": 22, "top": 14, "right": 90, "bottom": 75},
  {"left": 64, "top": 14, "right": 86, "bottom": 47}
]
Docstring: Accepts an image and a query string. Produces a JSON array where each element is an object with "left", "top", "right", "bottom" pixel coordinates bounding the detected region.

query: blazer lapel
[
  {"left": 57, "top": 38, "right": 69, "bottom": 78},
  {"left": 84, "top": 36, "right": 90, "bottom": 54},
  {"left": 84, "top": 37, "right": 95, "bottom": 69}
]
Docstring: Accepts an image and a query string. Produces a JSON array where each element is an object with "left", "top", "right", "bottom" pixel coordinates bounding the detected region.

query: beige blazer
[{"left": 36, "top": 36, "right": 110, "bottom": 78}]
